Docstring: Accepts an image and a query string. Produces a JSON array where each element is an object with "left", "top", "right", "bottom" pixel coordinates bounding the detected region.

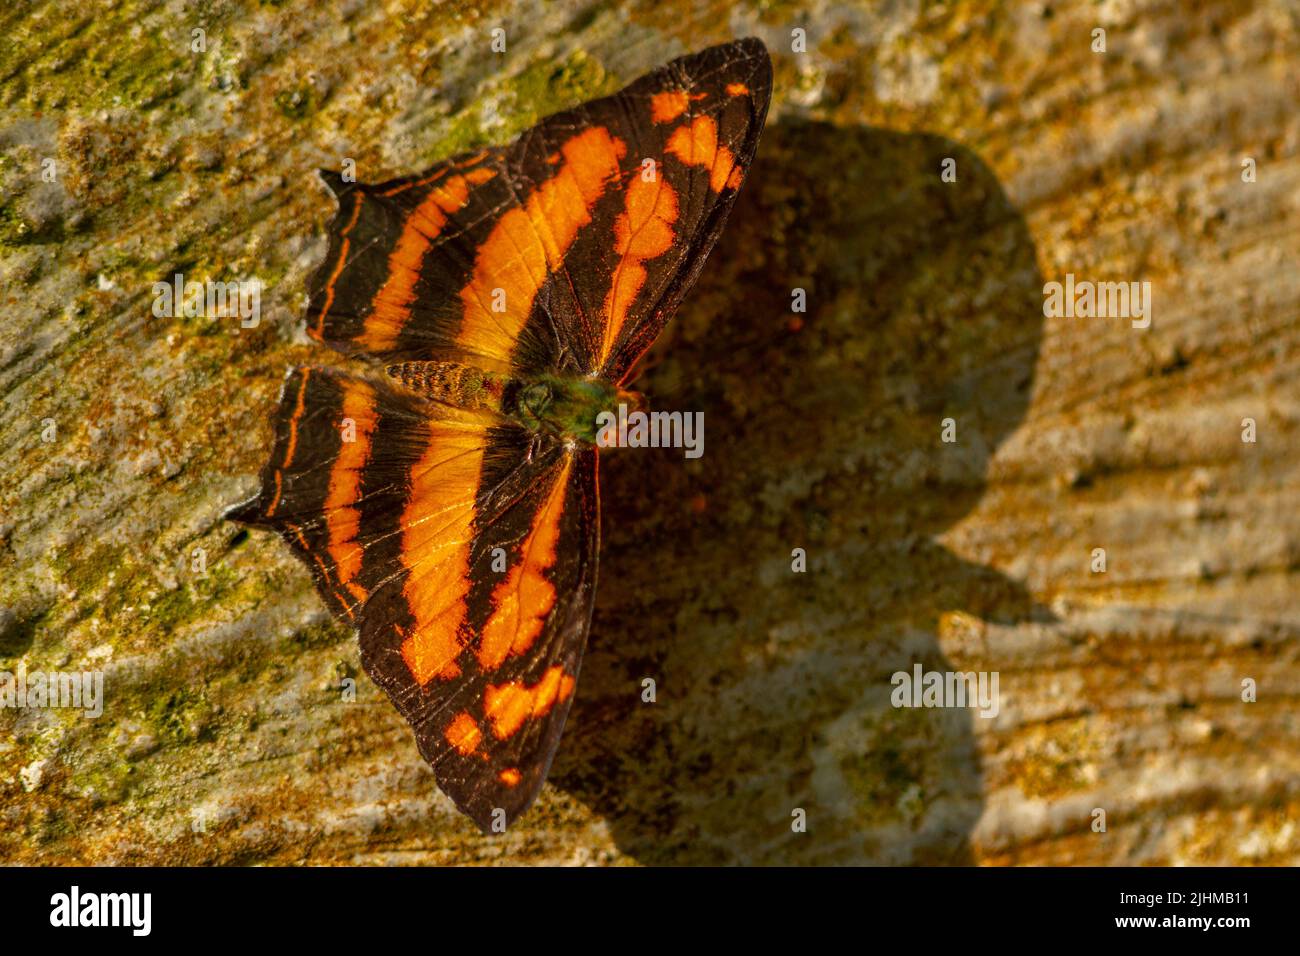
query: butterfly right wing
[
  {"left": 228, "top": 366, "right": 599, "bottom": 829},
  {"left": 369, "top": 433, "right": 600, "bottom": 830}
]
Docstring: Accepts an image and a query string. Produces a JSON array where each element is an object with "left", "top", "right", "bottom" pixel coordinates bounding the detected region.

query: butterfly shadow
[{"left": 549, "top": 118, "right": 1050, "bottom": 864}]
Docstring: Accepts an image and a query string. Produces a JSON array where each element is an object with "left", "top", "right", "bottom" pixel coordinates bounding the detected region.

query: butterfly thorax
[{"left": 385, "top": 360, "right": 644, "bottom": 444}]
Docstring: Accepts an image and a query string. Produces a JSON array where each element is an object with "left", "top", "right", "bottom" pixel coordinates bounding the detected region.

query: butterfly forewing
[
  {"left": 551, "top": 37, "right": 773, "bottom": 381},
  {"left": 379, "top": 442, "right": 599, "bottom": 828}
]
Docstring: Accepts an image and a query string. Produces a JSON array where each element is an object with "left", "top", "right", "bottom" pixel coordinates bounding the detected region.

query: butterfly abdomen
[{"left": 385, "top": 360, "right": 507, "bottom": 412}]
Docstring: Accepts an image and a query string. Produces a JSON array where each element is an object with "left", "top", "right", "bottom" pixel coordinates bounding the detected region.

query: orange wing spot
[
  {"left": 324, "top": 379, "right": 378, "bottom": 601},
  {"left": 599, "top": 175, "right": 679, "bottom": 364},
  {"left": 725, "top": 82, "right": 750, "bottom": 97},
  {"left": 477, "top": 458, "right": 573, "bottom": 671},
  {"left": 398, "top": 425, "right": 487, "bottom": 685},
  {"left": 267, "top": 369, "right": 311, "bottom": 517},
  {"left": 650, "top": 89, "right": 690, "bottom": 123},
  {"left": 359, "top": 167, "right": 496, "bottom": 353},
  {"left": 726, "top": 166, "right": 744, "bottom": 191},
  {"left": 445, "top": 712, "right": 483, "bottom": 756},
  {"left": 499, "top": 767, "right": 522, "bottom": 787},
  {"left": 484, "top": 665, "right": 576, "bottom": 740},
  {"left": 666, "top": 115, "right": 736, "bottom": 193},
  {"left": 456, "top": 127, "right": 626, "bottom": 360}
]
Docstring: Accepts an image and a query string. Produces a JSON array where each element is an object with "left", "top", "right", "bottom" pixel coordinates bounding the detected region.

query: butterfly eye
[{"left": 522, "top": 383, "right": 553, "bottom": 415}]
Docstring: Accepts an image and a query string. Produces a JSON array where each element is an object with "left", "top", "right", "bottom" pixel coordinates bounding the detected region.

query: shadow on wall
[{"left": 549, "top": 119, "right": 1050, "bottom": 864}]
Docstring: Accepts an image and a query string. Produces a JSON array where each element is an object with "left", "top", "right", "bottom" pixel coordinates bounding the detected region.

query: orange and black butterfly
[{"left": 228, "top": 38, "right": 772, "bottom": 830}]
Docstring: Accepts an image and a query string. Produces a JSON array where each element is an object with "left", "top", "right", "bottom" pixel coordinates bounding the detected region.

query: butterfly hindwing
[
  {"left": 226, "top": 365, "right": 408, "bottom": 623},
  {"left": 307, "top": 38, "right": 772, "bottom": 382},
  {"left": 306, "top": 149, "right": 518, "bottom": 371},
  {"left": 229, "top": 367, "right": 599, "bottom": 829}
]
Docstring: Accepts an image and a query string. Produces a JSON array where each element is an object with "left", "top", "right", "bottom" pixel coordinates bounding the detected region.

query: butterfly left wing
[
  {"left": 302, "top": 38, "right": 772, "bottom": 384},
  {"left": 227, "top": 367, "right": 599, "bottom": 829},
  {"left": 533, "top": 36, "right": 774, "bottom": 383},
  {"left": 304, "top": 148, "right": 521, "bottom": 372}
]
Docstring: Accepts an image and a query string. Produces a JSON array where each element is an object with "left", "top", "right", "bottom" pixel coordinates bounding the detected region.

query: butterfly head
[
  {"left": 519, "top": 382, "right": 555, "bottom": 419},
  {"left": 512, "top": 374, "right": 647, "bottom": 445}
]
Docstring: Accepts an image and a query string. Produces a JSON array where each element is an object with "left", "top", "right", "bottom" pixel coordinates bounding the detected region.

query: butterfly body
[
  {"left": 384, "top": 360, "right": 643, "bottom": 443},
  {"left": 512, "top": 373, "right": 647, "bottom": 443},
  {"left": 230, "top": 38, "right": 772, "bottom": 830},
  {"left": 384, "top": 360, "right": 509, "bottom": 412}
]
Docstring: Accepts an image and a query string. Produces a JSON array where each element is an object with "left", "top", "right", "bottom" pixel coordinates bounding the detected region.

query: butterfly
[{"left": 228, "top": 38, "right": 772, "bottom": 831}]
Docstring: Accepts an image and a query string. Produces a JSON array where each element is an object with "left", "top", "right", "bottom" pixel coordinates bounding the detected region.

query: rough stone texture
[{"left": 1, "top": 0, "right": 1297, "bottom": 864}]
